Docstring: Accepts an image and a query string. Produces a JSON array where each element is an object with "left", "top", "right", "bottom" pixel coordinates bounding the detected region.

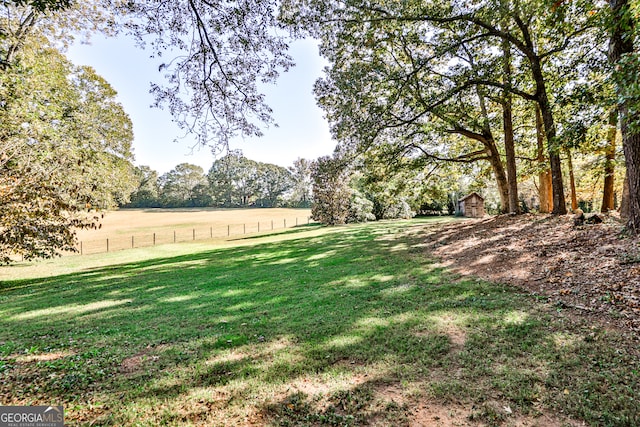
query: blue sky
[{"left": 67, "top": 36, "right": 336, "bottom": 175}]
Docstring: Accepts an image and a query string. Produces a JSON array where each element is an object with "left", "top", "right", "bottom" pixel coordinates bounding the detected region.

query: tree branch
[{"left": 403, "top": 142, "right": 489, "bottom": 164}]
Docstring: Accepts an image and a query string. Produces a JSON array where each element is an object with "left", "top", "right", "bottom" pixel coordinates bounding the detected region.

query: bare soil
[{"left": 420, "top": 213, "right": 640, "bottom": 335}]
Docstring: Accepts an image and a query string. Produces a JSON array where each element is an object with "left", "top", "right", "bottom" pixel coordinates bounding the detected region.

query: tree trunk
[
  {"left": 530, "top": 57, "right": 567, "bottom": 214},
  {"left": 602, "top": 110, "right": 617, "bottom": 212},
  {"left": 485, "top": 139, "right": 510, "bottom": 212},
  {"left": 476, "top": 88, "right": 509, "bottom": 212},
  {"left": 535, "top": 105, "right": 553, "bottom": 213},
  {"left": 620, "top": 172, "right": 630, "bottom": 219},
  {"left": 502, "top": 38, "right": 520, "bottom": 214},
  {"left": 609, "top": 0, "right": 640, "bottom": 232},
  {"left": 565, "top": 148, "right": 579, "bottom": 211}
]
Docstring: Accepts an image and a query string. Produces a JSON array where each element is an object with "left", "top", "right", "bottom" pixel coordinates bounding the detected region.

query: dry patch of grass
[{"left": 76, "top": 207, "right": 312, "bottom": 240}]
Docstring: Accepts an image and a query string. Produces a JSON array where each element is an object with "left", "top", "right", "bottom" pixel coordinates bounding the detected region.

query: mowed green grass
[{"left": 0, "top": 218, "right": 638, "bottom": 426}]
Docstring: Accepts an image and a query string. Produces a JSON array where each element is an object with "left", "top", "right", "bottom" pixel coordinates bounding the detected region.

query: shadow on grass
[
  {"left": 0, "top": 220, "right": 638, "bottom": 426},
  {"left": 228, "top": 223, "right": 324, "bottom": 241}
]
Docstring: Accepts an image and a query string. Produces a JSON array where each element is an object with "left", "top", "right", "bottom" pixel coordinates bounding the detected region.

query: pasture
[
  {"left": 0, "top": 217, "right": 638, "bottom": 426},
  {"left": 74, "top": 208, "right": 313, "bottom": 255}
]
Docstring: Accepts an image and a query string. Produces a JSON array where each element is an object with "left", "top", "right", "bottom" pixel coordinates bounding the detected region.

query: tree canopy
[
  {"left": 120, "top": 0, "right": 294, "bottom": 147},
  {"left": 0, "top": 39, "right": 136, "bottom": 262}
]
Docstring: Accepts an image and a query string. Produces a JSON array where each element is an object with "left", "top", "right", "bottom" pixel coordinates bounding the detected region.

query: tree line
[
  {"left": 125, "top": 153, "right": 313, "bottom": 209},
  {"left": 282, "top": 0, "right": 636, "bottom": 225}
]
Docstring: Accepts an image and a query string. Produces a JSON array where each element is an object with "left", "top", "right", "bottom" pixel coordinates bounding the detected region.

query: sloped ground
[
  {"left": 2, "top": 218, "right": 639, "bottom": 426},
  {"left": 421, "top": 213, "right": 640, "bottom": 335}
]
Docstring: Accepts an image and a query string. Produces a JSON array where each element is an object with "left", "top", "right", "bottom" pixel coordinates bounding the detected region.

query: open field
[
  {"left": 0, "top": 218, "right": 638, "bottom": 426},
  {"left": 74, "top": 208, "right": 313, "bottom": 255}
]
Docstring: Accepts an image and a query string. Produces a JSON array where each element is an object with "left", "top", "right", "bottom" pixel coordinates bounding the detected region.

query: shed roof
[{"left": 459, "top": 192, "right": 484, "bottom": 202}]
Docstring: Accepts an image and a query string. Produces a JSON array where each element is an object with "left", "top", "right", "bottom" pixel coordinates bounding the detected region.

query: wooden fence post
[
  {"left": 107, "top": 238, "right": 109, "bottom": 253},
  {"left": 228, "top": 225, "right": 230, "bottom": 236},
  {"left": 131, "top": 236, "right": 134, "bottom": 249},
  {"left": 193, "top": 229, "right": 195, "bottom": 240},
  {"left": 173, "top": 231, "right": 176, "bottom": 243},
  {"left": 153, "top": 233, "right": 156, "bottom": 246},
  {"left": 80, "top": 241, "right": 83, "bottom": 255}
]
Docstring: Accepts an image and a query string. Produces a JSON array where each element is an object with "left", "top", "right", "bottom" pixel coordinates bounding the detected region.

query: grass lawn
[{"left": 0, "top": 218, "right": 638, "bottom": 426}]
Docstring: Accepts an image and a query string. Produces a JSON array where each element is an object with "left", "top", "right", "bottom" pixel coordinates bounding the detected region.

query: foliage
[
  {"left": 7, "top": 1, "right": 70, "bottom": 12},
  {"left": 1, "top": 1, "right": 123, "bottom": 70},
  {"left": 288, "top": 157, "right": 313, "bottom": 207},
  {"left": 121, "top": 0, "right": 294, "bottom": 147},
  {"left": 158, "top": 163, "right": 208, "bottom": 207},
  {"left": 126, "top": 166, "right": 161, "bottom": 208},
  {"left": 347, "top": 191, "right": 376, "bottom": 223},
  {"left": 310, "top": 155, "right": 352, "bottom": 225},
  {"left": 255, "top": 162, "right": 293, "bottom": 207},
  {"left": 0, "top": 41, "right": 135, "bottom": 263},
  {"left": 382, "top": 199, "right": 414, "bottom": 220}
]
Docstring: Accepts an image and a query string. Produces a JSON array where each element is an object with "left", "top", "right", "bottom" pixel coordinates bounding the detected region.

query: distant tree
[
  {"left": 207, "top": 151, "right": 259, "bottom": 206},
  {"left": 256, "top": 163, "right": 292, "bottom": 207},
  {"left": 158, "top": 163, "right": 207, "bottom": 207},
  {"left": 311, "top": 155, "right": 352, "bottom": 225},
  {"left": 126, "top": 166, "right": 161, "bottom": 208},
  {"left": 208, "top": 153, "right": 238, "bottom": 206},
  {"left": 190, "top": 183, "right": 214, "bottom": 207},
  {"left": 288, "top": 157, "right": 313, "bottom": 207}
]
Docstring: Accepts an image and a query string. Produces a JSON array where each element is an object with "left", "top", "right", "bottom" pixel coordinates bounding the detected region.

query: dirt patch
[
  {"left": 119, "top": 345, "right": 166, "bottom": 375},
  {"left": 419, "top": 213, "right": 640, "bottom": 335},
  {"left": 407, "top": 403, "right": 473, "bottom": 427},
  {"left": 14, "top": 351, "right": 74, "bottom": 363}
]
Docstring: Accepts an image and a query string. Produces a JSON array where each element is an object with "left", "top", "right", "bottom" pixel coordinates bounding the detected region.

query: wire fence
[{"left": 75, "top": 216, "right": 316, "bottom": 256}]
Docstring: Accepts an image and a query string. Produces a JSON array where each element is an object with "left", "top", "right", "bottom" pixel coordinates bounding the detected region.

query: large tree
[
  {"left": 256, "top": 163, "right": 292, "bottom": 207},
  {"left": 0, "top": 42, "right": 135, "bottom": 262},
  {"left": 127, "top": 165, "right": 161, "bottom": 208},
  {"left": 608, "top": 0, "right": 640, "bottom": 232},
  {"left": 311, "top": 155, "right": 352, "bottom": 225}
]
